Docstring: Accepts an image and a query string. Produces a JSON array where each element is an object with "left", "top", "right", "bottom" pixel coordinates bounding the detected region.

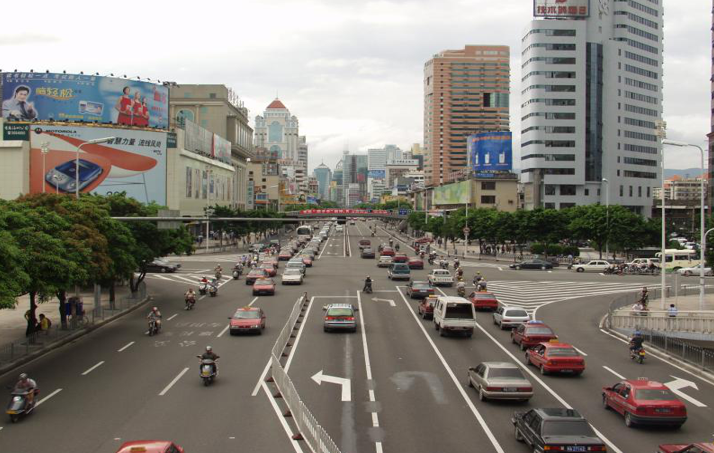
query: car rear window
[
  {"left": 234, "top": 311, "right": 260, "bottom": 319},
  {"left": 327, "top": 308, "right": 353, "bottom": 317},
  {"left": 548, "top": 348, "right": 579, "bottom": 357},
  {"left": 487, "top": 368, "right": 525, "bottom": 379},
  {"left": 542, "top": 420, "right": 596, "bottom": 437},
  {"left": 255, "top": 279, "right": 272, "bottom": 285},
  {"left": 413, "top": 283, "right": 431, "bottom": 289},
  {"left": 526, "top": 327, "right": 555, "bottom": 335},
  {"left": 635, "top": 389, "right": 678, "bottom": 401},
  {"left": 505, "top": 310, "right": 528, "bottom": 317},
  {"left": 444, "top": 304, "right": 474, "bottom": 319},
  {"left": 472, "top": 294, "right": 495, "bottom": 299}
]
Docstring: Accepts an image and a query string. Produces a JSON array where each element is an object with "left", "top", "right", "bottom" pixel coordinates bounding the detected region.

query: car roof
[
  {"left": 542, "top": 342, "right": 574, "bottom": 349},
  {"left": 116, "top": 441, "right": 174, "bottom": 453},
  {"left": 623, "top": 379, "right": 667, "bottom": 389},
  {"left": 482, "top": 361, "right": 519, "bottom": 369},
  {"left": 325, "top": 303, "right": 354, "bottom": 310},
  {"left": 439, "top": 296, "right": 470, "bottom": 303},
  {"left": 531, "top": 408, "right": 584, "bottom": 420},
  {"left": 412, "top": 281, "right": 430, "bottom": 285}
]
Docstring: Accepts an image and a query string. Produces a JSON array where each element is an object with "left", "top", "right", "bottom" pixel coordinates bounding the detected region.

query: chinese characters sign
[{"left": 534, "top": 0, "right": 589, "bottom": 18}]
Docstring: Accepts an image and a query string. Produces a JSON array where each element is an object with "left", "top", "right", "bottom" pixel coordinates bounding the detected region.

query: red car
[
  {"left": 415, "top": 237, "right": 433, "bottom": 244},
  {"left": 259, "top": 263, "right": 277, "bottom": 277},
  {"left": 511, "top": 321, "right": 558, "bottom": 351},
  {"left": 278, "top": 251, "right": 293, "bottom": 261},
  {"left": 469, "top": 292, "right": 499, "bottom": 311},
  {"left": 115, "top": 441, "right": 184, "bottom": 453},
  {"left": 525, "top": 342, "right": 585, "bottom": 375},
  {"left": 418, "top": 296, "right": 438, "bottom": 319},
  {"left": 658, "top": 443, "right": 714, "bottom": 453},
  {"left": 229, "top": 307, "right": 266, "bottom": 335},
  {"left": 253, "top": 278, "right": 276, "bottom": 296},
  {"left": 393, "top": 253, "right": 409, "bottom": 263},
  {"left": 603, "top": 379, "right": 687, "bottom": 428},
  {"left": 245, "top": 268, "right": 268, "bottom": 285},
  {"left": 264, "top": 258, "right": 279, "bottom": 269},
  {"left": 406, "top": 281, "right": 435, "bottom": 299},
  {"left": 380, "top": 247, "right": 395, "bottom": 257},
  {"left": 407, "top": 257, "right": 424, "bottom": 269},
  {"left": 299, "top": 255, "right": 313, "bottom": 267}
]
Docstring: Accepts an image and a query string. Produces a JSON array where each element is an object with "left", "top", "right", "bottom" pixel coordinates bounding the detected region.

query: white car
[
  {"left": 571, "top": 260, "right": 611, "bottom": 273},
  {"left": 677, "top": 264, "right": 713, "bottom": 277},
  {"left": 281, "top": 268, "right": 304, "bottom": 285},
  {"left": 493, "top": 306, "right": 530, "bottom": 330},
  {"left": 335, "top": 225, "right": 344, "bottom": 232},
  {"left": 377, "top": 255, "right": 393, "bottom": 268}
]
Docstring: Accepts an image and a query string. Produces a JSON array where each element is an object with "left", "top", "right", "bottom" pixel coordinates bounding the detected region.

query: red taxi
[
  {"left": 253, "top": 278, "right": 276, "bottom": 296},
  {"left": 259, "top": 263, "right": 277, "bottom": 277},
  {"left": 245, "top": 268, "right": 268, "bottom": 285},
  {"left": 299, "top": 255, "right": 313, "bottom": 267},
  {"left": 115, "top": 441, "right": 184, "bottom": 453},
  {"left": 511, "top": 320, "right": 558, "bottom": 351},
  {"left": 469, "top": 292, "right": 499, "bottom": 311},
  {"left": 418, "top": 295, "right": 438, "bottom": 320},
  {"left": 264, "top": 257, "right": 280, "bottom": 269},
  {"left": 380, "top": 247, "right": 395, "bottom": 257},
  {"left": 393, "top": 253, "right": 409, "bottom": 263},
  {"left": 407, "top": 257, "right": 424, "bottom": 269},
  {"left": 658, "top": 443, "right": 714, "bottom": 453},
  {"left": 415, "top": 237, "right": 433, "bottom": 244},
  {"left": 229, "top": 307, "right": 266, "bottom": 335},
  {"left": 525, "top": 341, "right": 585, "bottom": 376},
  {"left": 278, "top": 250, "right": 293, "bottom": 261},
  {"left": 602, "top": 379, "right": 687, "bottom": 428}
]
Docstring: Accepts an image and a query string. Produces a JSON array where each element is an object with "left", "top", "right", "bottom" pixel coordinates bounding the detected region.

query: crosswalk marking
[{"left": 145, "top": 273, "right": 234, "bottom": 288}]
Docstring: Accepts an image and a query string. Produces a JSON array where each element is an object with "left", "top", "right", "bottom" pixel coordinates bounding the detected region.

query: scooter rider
[
  {"left": 13, "top": 373, "right": 37, "bottom": 405},
  {"left": 185, "top": 288, "right": 196, "bottom": 308},
  {"left": 456, "top": 279, "right": 466, "bottom": 296},
  {"left": 629, "top": 331, "right": 645, "bottom": 354},
  {"left": 364, "top": 276, "right": 373, "bottom": 293},
  {"left": 147, "top": 306, "right": 162, "bottom": 330},
  {"left": 473, "top": 272, "right": 482, "bottom": 286},
  {"left": 639, "top": 287, "right": 649, "bottom": 307},
  {"left": 214, "top": 265, "right": 223, "bottom": 280},
  {"left": 478, "top": 278, "right": 487, "bottom": 292},
  {"left": 200, "top": 346, "right": 219, "bottom": 375}
]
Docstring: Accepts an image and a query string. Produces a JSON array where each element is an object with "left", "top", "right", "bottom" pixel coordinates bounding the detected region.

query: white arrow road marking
[
  {"left": 311, "top": 370, "right": 352, "bottom": 402},
  {"left": 372, "top": 298, "right": 396, "bottom": 307},
  {"left": 665, "top": 376, "right": 707, "bottom": 408}
]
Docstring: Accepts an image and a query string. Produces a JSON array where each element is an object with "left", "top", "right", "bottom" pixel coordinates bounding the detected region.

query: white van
[{"left": 433, "top": 296, "right": 477, "bottom": 338}]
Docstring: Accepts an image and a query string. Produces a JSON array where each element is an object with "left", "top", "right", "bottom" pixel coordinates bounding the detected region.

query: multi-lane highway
[{"left": 1, "top": 220, "right": 712, "bottom": 453}]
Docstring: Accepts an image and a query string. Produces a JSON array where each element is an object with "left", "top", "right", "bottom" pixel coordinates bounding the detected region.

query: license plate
[
  {"left": 6, "top": 410, "right": 16, "bottom": 414},
  {"left": 566, "top": 447, "right": 586, "bottom": 452},
  {"left": 562, "top": 370, "right": 573, "bottom": 373},
  {"left": 655, "top": 408, "right": 671, "bottom": 413},
  {"left": 502, "top": 388, "right": 517, "bottom": 392}
]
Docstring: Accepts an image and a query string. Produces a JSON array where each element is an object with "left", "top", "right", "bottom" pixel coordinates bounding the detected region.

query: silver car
[
  {"left": 467, "top": 362, "right": 533, "bottom": 402},
  {"left": 493, "top": 306, "right": 530, "bottom": 330},
  {"left": 323, "top": 303, "right": 358, "bottom": 333},
  {"left": 286, "top": 260, "right": 307, "bottom": 276},
  {"left": 281, "top": 268, "right": 304, "bottom": 285}
]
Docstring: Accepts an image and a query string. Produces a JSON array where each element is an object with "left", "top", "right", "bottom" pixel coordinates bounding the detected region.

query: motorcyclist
[
  {"left": 395, "top": 243, "right": 400, "bottom": 252},
  {"left": 389, "top": 239, "right": 394, "bottom": 247},
  {"left": 147, "top": 307, "right": 162, "bottom": 330},
  {"left": 639, "top": 287, "right": 649, "bottom": 307},
  {"left": 363, "top": 276, "right": 373, "bottom": 293},
  {"left": 371, "top": 231, "right": 375, "bottom": 237},
  {"left": 200, "top": 346, "right": 219, "bottom": 374},
  {"left": 478, "top": 278, "right": 487, "bottom": 292},
  {"left": 473, "top": 272, "right": 482, "bottom": 286},
  {"left": 214, "top": 265, "right": 223, "bottom": 280},
  {"left": 629, "top": 331, "right": 645, "bottom": 354},
  {"left": 13, "top": 373, "right": 37, "bottom": 405},
  {"left": 456, "top": 279, "right": 466, "bottom": 296},
  {"left": 456, "top": 267, "right": 464, "bottom": 279},
  {"left": 185, "top": 288, "right": 196, "bottom": 303},
  {"left": 200, "top": 276, "right": 208, "bottom": 284},
  {"left": 454, "top": 258, "right": 460, "bottom": 269}
]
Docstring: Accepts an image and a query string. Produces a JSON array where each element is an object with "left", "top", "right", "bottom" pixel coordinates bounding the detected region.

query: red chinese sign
[
  {"left": 534, "top": 0, "right": 589, "bottom": 17},
  {"left": 299, "top": 209, "right": 392, "bottom": 215}
]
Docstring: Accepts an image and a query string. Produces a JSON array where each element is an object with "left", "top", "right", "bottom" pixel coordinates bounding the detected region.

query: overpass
[{"left": 112, "top": 209, "right": 412, "bottom": 224}]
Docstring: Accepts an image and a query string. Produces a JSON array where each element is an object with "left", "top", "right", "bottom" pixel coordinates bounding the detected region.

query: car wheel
[
  {"left": 624, "top": 412, "right": 635, "bottom": 428},
  {"left": 520, "top": 342, "right": 527, "bottom": 351},
  {"left": 478, "top": 386, "right": 487, "bottom": 401},
  {"left": 514, "top": 426, "right": 524, "bottom": 442},
  {"left": 511, "top": 335, "right": 516, "bottom": 344},
  {"left": 576, "top": 267, "right": 584, "bottom": 273},
  {"left": 467, "top": 375, "right": 473, "bottom": 388},
  {"left": 541, "top": 265, "right": 547, "bottom": 270},
  {"left": 434, "top": 322, "right": 439, "bottom": 331},
  {"left": 493, "top": 317, "right": 498, "bottom": 325},
  {"left": 540, "top": 365, "right": 548, "bottom": 376},
  {"left": 439, "top": 328, "right": 445, "bottom": 337},
  {"left": 602, "top": 395, "right": 610, "bottom": 410},
  {"left": 160, "top": 267, "right": 167, "bottom": 273},
  {"left": 684, "top": 271, "right": 692, "bottom": 277},
  {"left": 323, "top": 327, "right": 329, "bottom": 333},
  {"left": 515, "top": 265, "right": 521, "bottom": 270},
  {"left": 524, "top": 354, "right": 530, "bottom": 366}
]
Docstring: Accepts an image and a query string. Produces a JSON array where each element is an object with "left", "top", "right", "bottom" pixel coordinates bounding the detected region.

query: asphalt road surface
[{"left": 1, "top": 220, "right": 713, "bottom": 453}]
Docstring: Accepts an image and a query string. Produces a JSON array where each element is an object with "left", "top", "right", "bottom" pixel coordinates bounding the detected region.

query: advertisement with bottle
[{"left": 469, "top": 132, "right": 513, "bottom": 173}]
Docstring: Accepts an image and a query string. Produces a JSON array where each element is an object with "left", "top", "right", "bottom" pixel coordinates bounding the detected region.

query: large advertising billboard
[
  {"left": 29, "top": 125, "right": 166, "bottom": 204},
  {"left": 469, "top": 132, "right": 513, "bottom": 173},
  {"left": 533, "top": 0, "right": 589, "bottom": 18},
  {"left": 433, "top": 180, "right": 471, "bottom": 205},
  {"left": 2, "top": 72, "right": 169, "bottom": 129},
  {"left": 368, "top": 169, "right": 386, "bottom": 179}
]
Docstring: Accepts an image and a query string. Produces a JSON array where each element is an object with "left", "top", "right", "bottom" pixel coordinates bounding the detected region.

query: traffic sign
[{"left": 463, "top": 227, "right": 471, "bottom": 234}]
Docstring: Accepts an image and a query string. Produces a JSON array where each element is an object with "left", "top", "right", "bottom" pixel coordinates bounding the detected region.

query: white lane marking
[
  {"left": 81, "top": 361, "right": 105, "bottom": 376},
  {"left": 284, "top": 297, "right": 314, "bottom": 373},
  {"left": 603, "top": 366, "right": 627, "bottom": 380},
  {"left": 318, "top": 234, "right": 330, "bottom": 260},
  {"left": 198, "top": 295, "right": 207, "bottom": 301},
  {"left": 252, "top": 360, "right": 273, "bottom": 397},
  {"left": 376, "top": 441, "right": 383, "bottom": 453},
  {"left": 498, "top": 267, "right": 503, "bottom": 271},
  {"left": 248, "top": 296, "right": 259, "bottom": 307},
  {"left": 261, "top": 381, "right": 305, "bottom": 453},
  {"left": 573, "top": 346, "right": 588, "bottom": 357},
  {"left": 665, "top": 376, "right": 708, "bottom": 408},
  {"left": 36, "top": 388, "right": 62, "bottom": 407},
  {"left": 167, "top": 314, "right": 178, "bottom": 321},
  {"left": 117, "top": 341, "right": 135, "bottom": 352},
  {"left": 0, "top": 427, "right": 3, "bottom": 432},
  {"left": 159, "top": 367, "right": 190, "bottom": 396},
  {"left": 312, "top": 295, "right": 359, "bottom": 299},
  {"left": 150, "top": 274, "right": 174, "bottom": 281},
  {"left": 372, "top": 290, "right": 399, "bottom": 293},
  {"left": 396, "top": 286, "right": 505, "bottom": 453},
  {"left": 217, "top": 325, "right": 230, "bottom": 338},
  {"left": 357, "top": 291, "right": 382, "bottom": 431},
  {"left": 371, "top": 297, "right": 396, "bottom": 307},
  {"left": 343, "top": 228, "right": 347, "bottom": 258}
]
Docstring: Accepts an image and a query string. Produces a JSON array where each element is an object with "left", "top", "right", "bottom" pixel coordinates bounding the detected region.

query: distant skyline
[{"left": 1, "top": 0, "right": 707, "bottom": 173}]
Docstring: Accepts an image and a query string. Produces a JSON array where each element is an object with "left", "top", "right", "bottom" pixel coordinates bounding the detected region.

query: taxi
[
  {"left": 602, "top": 379, "right": 687, "bottom": 428},
  {"left": 229, "top": 306, "right": 266, "bottom": 335},
  {"left": 259, "top": 263, "right": 277, "bottom": 277},
  {"left": 278, "top": 250, "right": 293, "bottom": 261},
  {"left": 392, "top": 253, "right": 409, "bottom": 263},
  {"left": 511, "top": 320, "right": 558, "bottom": 351},
  {"left": 468, "top": 292, "right": 499, "bottom": 311},
  {"left": 407, "top": 257, "right": 424, "bottom": 269},
  {"left": 418, "top": 295, "right": 438, "bottom": 319},
  {"left": 525, "top": 341, "right": 585, "bottom": 376},
  {"left": 299, "top": 254, "right": 314, "bottom": 267},
  {"left": 253, "top": 278, "right": 276, "bottom": 296},
  {"left": 264, "top": 257, "right": 280, "bottom": 269},
  {"left": 115, "top": 441, "right": 184, "bottom": 453},
  {"left": 380, "top": 247, "right": 395, "bottom": 257},
  {"left": 658, "top": 443, "right": 714, "bottom": 453},
  {"left": 245, "top": 268, "right": 268, "bottom": 285}
]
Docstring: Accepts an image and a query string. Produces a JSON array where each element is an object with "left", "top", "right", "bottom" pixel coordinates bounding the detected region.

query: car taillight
[
  {"left": 517, "top": 387, "right": 532, "bottom": 392},
  {"left": 325, "top": 316, "right": 336, "bottom": 321},
  {"left": 485, "top": 387, "right": 502, "bottom": 391},
  {"left": 344, "top": 317, "right": 355, "bottom": 321},
  {"left": 543, "top": 446, "right": 564, "bottom": 451},
  {"left": 503, "top": 319, "right": 512, "bottom": 323}
]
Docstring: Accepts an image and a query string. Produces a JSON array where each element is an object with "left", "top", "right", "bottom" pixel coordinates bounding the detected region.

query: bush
[{"left": 530, "top": 243, "right": 545, "bottom": 255}]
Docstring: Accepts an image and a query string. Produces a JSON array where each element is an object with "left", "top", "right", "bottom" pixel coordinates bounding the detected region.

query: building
[
  {"left": 368, "top": 178, "right": 386, "bottom": 201},
  {"left": 313, "top": 163, "right": 332, "bottom": 200},
  {"left": 520, "top": 1, "right": 664, "bottom": 215},
  {"left": 431, "top": 173, "right": 519, "bottom": 212},
  {"left": 307, "top": 176, "right": 319, "bottom": 198},
  {"left": 423, "top": 45, "right": 511, "bottom": 186},
  {"left": 342, "top": 153, "right": 368, "bottom": 205},
  {"left": 169, "top": 84, "right": 253, "bottom": 210},
  {"left": 331, "top": 159, "right": 344, "bottom": 204},
  {"left": 654, "top": 175, "right": 708, "bottom": 202},
  {"left": 709, "top": 0, "right": 714, "bottom": 211},
  {"left": 386, "top": 159, "right": 420, "bottom": 188},
  {"left": 254, "top": 98, "right": 299, "bottom": 162}
]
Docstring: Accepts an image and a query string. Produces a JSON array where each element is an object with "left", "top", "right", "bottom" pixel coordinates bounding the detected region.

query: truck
[
  {"left": 433, "top": 296, "right": 477, "bottom": 338},
  {"left": 428, "top": 269, "right": 454, "bottom": 287}
]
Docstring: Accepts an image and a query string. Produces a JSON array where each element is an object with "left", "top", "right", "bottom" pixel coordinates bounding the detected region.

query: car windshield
[
  {"left": 635, "top": 389, "right": 678, "bottom": 401},
  {"left": 234, "top": 311, "right": 260, "bottom": 319},
  {"left": 327, "top": 308, "right": 353, "bottom": 317},
  {"left": 487, "top": 368, "right": 525, "bottom": 379},
  {"left": 444, "top": 304, "right": 474, "bottom": 319},
  {"left": 249, "top": 270, "right": 265, "bottom": 275},
  {"left": 505, "top": 310, "right": 528, "bottom": 317},
  {"left": 548, "top": 348, "right": 579, "bottom": 357},
  {"left": 542, "top": 420, "right": 596, "bottom": 437},
  {"left": 526, "top": 327, "right": 555, "bottom": 335}
]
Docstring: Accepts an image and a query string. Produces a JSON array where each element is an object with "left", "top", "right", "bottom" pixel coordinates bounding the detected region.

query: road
[{"left": 1, "top": 220, "right": 712, "bottom": 452}]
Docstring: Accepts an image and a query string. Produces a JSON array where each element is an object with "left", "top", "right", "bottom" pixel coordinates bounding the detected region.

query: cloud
[{"left": 0, "top": 34, "right": 60, "bottom": 46}]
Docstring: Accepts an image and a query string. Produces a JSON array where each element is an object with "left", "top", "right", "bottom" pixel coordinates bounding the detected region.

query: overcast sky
[{"left": 1, "top": 0, "right": 708, "bottom": 173}]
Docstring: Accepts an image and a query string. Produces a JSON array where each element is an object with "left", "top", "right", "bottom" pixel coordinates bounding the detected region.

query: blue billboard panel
[
  {"left": 2, "top": 72, "right": 169, "bottom": 129},
  {"left": 469, "top": 132, "right": 512, "bottom": 173},
  {"left": 368, "top": 170, "right": 386, "bottom": 179}
]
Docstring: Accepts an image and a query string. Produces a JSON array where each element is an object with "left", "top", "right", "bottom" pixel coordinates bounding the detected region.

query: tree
[
  {"left": 0, "top": 202, "right": 30, "bottom": 309},
  {"left": 568, "top": 204, "right": 609, "bottom": 258},
  {"left": 407, "top": 212, "right": 427, "bottom": 233}
]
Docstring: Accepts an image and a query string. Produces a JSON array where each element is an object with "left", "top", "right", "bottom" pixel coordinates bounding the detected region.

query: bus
[
  {"left": 296, "top": 225, "right": 313, "bottom": 242},
  {"left": 655, "top": 249, "right": 702, "bottom": 272}
]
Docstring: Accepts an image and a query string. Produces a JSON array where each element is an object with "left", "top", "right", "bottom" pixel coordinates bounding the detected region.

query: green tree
[{"left": 0, "top": 202, "right": 30, "bottom": 309}]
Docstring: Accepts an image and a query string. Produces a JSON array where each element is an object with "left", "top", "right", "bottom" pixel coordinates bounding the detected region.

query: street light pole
[
  {"left": 602, "top": 178, "right": 609, "bottom": 259},
  {"left": 75, "top": 136, "right": 115, "bottom": 199},
  {"left": 205, "top": 167, "right": 212, "bottom": 254},
  {"left": 41, "top": 142, "right": 50, "bottom": 193},
  {"left": 655, "top": 121, "right": 667, "bottom": 309}
]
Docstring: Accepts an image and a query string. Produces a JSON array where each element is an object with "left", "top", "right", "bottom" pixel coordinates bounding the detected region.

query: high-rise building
[
  {"left": 342, "top": 153, "right": 368, "bottom": 205},
  {"left": 313, "top": 163, "right": 332, "bottom": 200},
  {"left": 254, "top": 98, "right": 299, "bottom": 162},
  {"left": 520, "top": 1, "right": 664, "bottom": 215},
  {"left": 331, "top": 159, "right": 344, "bottom": 205},
  {"left": 423, "top": 45, "right": 510, "bottom": 186},
  {"left": 709, "top": 0, "right": 714, "bottom": 211}
]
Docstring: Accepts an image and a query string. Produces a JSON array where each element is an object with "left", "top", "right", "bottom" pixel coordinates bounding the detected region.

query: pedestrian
[
  {"left": 24, "top": 309, "right": 37, "bottom": 340},
  {"left": 39, "top": 314, "right": 51, "bottom": 333},
  {"left": 667, "top": 304, "right": 678, "bottom": 318}
]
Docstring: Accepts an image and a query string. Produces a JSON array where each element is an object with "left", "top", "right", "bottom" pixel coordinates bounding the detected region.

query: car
[
  {"left": 407, "top": 257, "right": 424, "bottom": 269},
  {"left": 144, "top": 259, "right": 181, "bottom": 273},
  {"left": 525, "top": 342, "right": 585, "bottom": 376},
  {"left": 511, "top": 321, "right": 558, "bottom": 351},
  {"left": 358, "top": 239, "right": 371, "bottom": 250},
  {"left": 469, "top": 292, "right": 499, "bottom": 311},
  {"left": 377, "top": 255, "right": 393, "bottom": 268},
  {"left": 467, "top": 362, "right": 533, "bottom": 402},
  {"left": 602, "top": 379, "right": 687, "bottom": 428},
  {"left": 253, "top": 278, "right": 276, "bottom": 296},
  {"left": 418, "top": 295, "right": 438, "bottom": 319},
  {"left": 392, "top": 253, "right": 409, "bottom": 263},
  {"left": 245, "top": 268, "right": 268, "bottom": 285},
  {"left": 433, "top": 296, "right": 477, "bottom": 337},
  {"left": 264, "top": 258, "right": 280, "bottom": 270},
  {"left": 493, "top": 306, "right": 530, "bottom": 330},
  {"left": 323, "top": 303, "right": 358, "bottom": 333},
  {"left": 281, "top": 268, "right": 304, "bottom": 285},
  {"left": 380, "top": 247, "right": 395, "bottom": 257},
  {"left": 657, "top": 443, "right": 714, "bottom": 453},
  {"left": 278, "top": 250, "right": 293, "bottom": 261},
  {"left": 571, "top": 260, "right": 611, "bottom": 273},
  {"left": 509, "top": 259, "right": 553, "bottom": 270},
  {"left": 415, "top": 237, "right": 433, "bottom": 244},
  {"left": 299, "top": 254, "right": 314, "bottom": 267},
  {"left": 249, "top": 243, "right": 266, "bottom": 253},
  {"left": 406, "top": 281, "right": 435, "bottom": 299},
  {"left": 428, "top": 269, "right": 454, "bottom": 287},
  {"left": 115, "top": 441, "right": 184, "bottom": 453},
  {"left": 286, "top": 259, "right": 307, "bottom": 275},
  {"left": 512, "top": 408, "right": 606, "bottom": 452},
  {"left": 228, "top": 307, "right": 266, "bottom": 335},
  {"left": 361, "top": 248, "right": 376, "bottom": 259},
  {"left": 259, "top": 263, "right": 277, "bottom": 277},
  {"left": 677, "top": 264, "right": 714, "bottom": 277},
  {"left": 387, "top": 263, "right": 411, "bottom": 281},
  {"left": 335, "top": 225, "right": 344, "bottom": 232}
]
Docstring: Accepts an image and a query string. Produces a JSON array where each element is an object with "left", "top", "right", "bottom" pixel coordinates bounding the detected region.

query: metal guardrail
[{"left": 269, "top": 295, "right": 341, "bottom": 453}]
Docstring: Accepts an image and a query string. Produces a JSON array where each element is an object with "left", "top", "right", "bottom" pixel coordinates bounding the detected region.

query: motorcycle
[
  {"left": 215, "top": 271, "right": 222, "bottom": 280},
  {"left": 428, "top": 257, "right": 434, "bottom": 265},
  {"left": 630, "top": 347, "right": 646, "bottom": 364},
  {"left": 363, "top": 282, "right": 373, "bottom": 294},
  {"left": 208, "top": 285, "right": 218, "bottom": 297},
  {"left": 148, "top": 318, "right": 160, "bottom": 336},
  {"left": 185, "top": 297, "right": 196, "bottom": 311},
  {"left": 371, "top": 232, "right": 375, "bottom": 237},
  {"left": 457, "top": 286, "right": 466, "bottom": 297},
  {"left": 197, "top": 357, "right": 217, "bottom": 386},
  {"left": 198, "top": 283, "right": 208, "bottom": 295},
  {"left": 232, "top": 270, "right": 240, "bottom": 280},
  {"left": 6, "top": 388, "right": 38, "bottom": 423}
]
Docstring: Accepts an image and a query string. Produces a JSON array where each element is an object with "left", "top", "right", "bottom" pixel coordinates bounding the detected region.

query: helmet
[
  {"left": 18, "top": 373, "right": 27, "bottom": 380},
  {"left": 152, "top": 306, "right": 158, "bottom": 312},
  {"left": 477, "top": 272, "right": 481, "bottom": 275},
  {"left": 206, "top": 346, "right": 212, "bottom": 352},
  {"left": 642, "top": 287, "right": 648, "bottom": 291},
  {"left": 634, "top": 330, "right": 642, "bottom": 337}
]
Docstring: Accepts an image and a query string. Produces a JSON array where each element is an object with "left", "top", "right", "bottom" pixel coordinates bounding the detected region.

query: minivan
[
  {"left": 433, "top": 296, "right": 477, "bottom": 337},
  {"left": 387, "top": 263, "right": 411, "bottom": 281}
]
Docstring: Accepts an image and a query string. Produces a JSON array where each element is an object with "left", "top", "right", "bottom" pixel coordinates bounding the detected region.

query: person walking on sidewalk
[{"left": 24, "top": 309, "right": 37, "bottom": 341}]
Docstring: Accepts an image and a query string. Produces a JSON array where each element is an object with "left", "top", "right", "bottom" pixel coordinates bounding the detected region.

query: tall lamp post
[
  {"left": 75, "top": 136, "right": 115, "bottom": 199},
  {"left": 602, "top": 178, "right": 609, "bottom": 258},
  {"left": 205, "top": 167, "right": 213, "bottom": 254},
  {"left": 662, "top": 139, "right": 707, "bottom": 311},
  {"left": 41, "top": 142, "right": 50, "bottom": 193},
  {"left": 654, "top": 121, "right": 667, "bottom": 309}
]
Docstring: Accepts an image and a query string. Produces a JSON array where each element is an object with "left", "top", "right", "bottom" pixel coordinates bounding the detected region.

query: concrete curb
[{"left": 0, "top": 294, "right": 152, "bottom": 378}]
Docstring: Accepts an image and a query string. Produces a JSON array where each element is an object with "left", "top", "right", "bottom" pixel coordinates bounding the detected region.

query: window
[
  {"left": 560, "top": 185, "right": 577, "bottom": 196},
  {"left": 623, "top": 157, "right": 657, "bottom": 166},
  {"left": 545, "top": 185, "right": 556, "bottom": 196},
  {"left": 638, "top": 186, "right": 642, "bottom": 197},
  {"left": 209, "top": 93, "right": 217, "bottom": 99},
  {"left": 647, "top": 187, "right": 651, "bottom": 197},
  {"left": 620, "top": 185, "right": 624, "bottom": 196},
  {"left": 625, "top": 64, "right": 658, "bottom": 79},
  {"left": 585, "top": 189, "right": 590, "bottom": 196},
  {"left": 545, "top": 202, "right": 556, "bottom": 209},
  {"left": 624, "top": 170, "right": 657, "bottom": 179},
  {"left": 481, "top": 195, "right": 496, "bottom": 204},
  {"left": 268, "top": 121, "right": 283, "bottom": 142},
  {"left": 625, "top": 91, "right": 658, "bottom": 105},
  {"left": 481, "top": 182, "right": 496, "bottom": 190},
  {"left": 629, "top": 186, "right": 633, "bottom": 197}
]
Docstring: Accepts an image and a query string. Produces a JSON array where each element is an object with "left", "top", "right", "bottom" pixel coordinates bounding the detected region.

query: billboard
[
  {"left": 1, "top": 72, "right": 169, "bottom": 128},
  {"left": 29, "top": 125, "right": 166, "bottom": 204},
  {"left": 433, "top": 180, "right": 471, "bottom": 205},
  {"left": 533, "top": 0, "right": 589, "bottom": 18},
  {"left": 368, "top": 169, "right": 386, "bottom": 179},
  {"left": 212, "top": 134, "right": 232, "bottom": 164},
  {"left": 469, "top": 132, "right": 513, "bottom": 173}
]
